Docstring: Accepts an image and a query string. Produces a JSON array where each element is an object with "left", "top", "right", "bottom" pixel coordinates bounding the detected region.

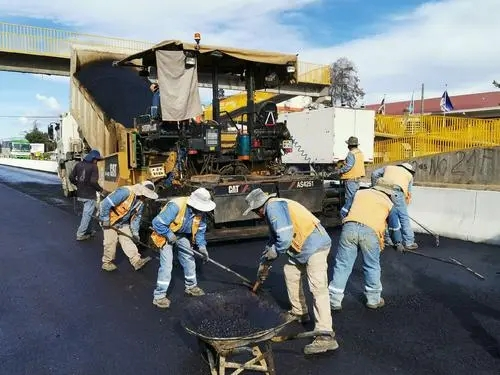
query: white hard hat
[
  {"left": 399, "top": 162, "right": 415, "bottom": 173},
  {"left": 187, "top": 188, "right": 216, "bottom": 212}
]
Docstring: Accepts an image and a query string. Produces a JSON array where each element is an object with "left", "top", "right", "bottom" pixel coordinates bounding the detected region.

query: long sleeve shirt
[
  {"left": 99, "top": 187, "right": 143, "bottom": 235},
  {"left": 370, "top": 167, "right": 413, "bottom": 194},
  {"left": 337, "top": 151, "right": 355, "bottom": 174},
  {"left": 151, "top": 201, "right": 208, "bottom": 249},
  {"left": 264, "top": 200, "right": 331, "bottom": 264}
]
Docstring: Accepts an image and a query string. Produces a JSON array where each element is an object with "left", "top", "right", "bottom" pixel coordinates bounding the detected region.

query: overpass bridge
[{"left": 0, "top": 21, "right": 330, "bottom": 96}]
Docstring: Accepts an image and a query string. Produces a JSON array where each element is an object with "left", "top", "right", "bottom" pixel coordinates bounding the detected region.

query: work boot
[
  {"left": 303, "top": 335, "right": 339, "bottom": 355},
  {"left": 185, "top": 286, "right": 205, "bottom": 296},
  {"left": 133, "top": 256, "right": 152, "bottom": 271},
  {"left": 153, "top": 297, "right": 171, "bottom": 309},
  {"left": 366, "top": 297, "right": 385, "bottom": 310},
  {"left": 102, "top": 262, "right": 117, "bottom": 272},
  {"left": 283, "top": 310, "right": 311, "bottom": 323},
  {"left": 76, "top": 234, "right": 91, "bottom": 241},
  {"left": 86, "top": 230, "right": 97, "bottom": 237},
  {"left": 394, "top": 243, "right": 405, "bottom": 253},
  {"left": 405, "top": 243, "right": 419, "bottom": 250}
]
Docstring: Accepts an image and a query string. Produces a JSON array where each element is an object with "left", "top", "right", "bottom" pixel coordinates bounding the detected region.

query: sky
[{"left": 0, "top": 0, "right": 498, "bottom": 138}]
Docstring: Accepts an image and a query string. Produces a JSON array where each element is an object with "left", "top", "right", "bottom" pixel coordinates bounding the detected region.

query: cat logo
[
  {"left": 296, "top": 180, "right": 314, "bottom": 188},
  {"left": 228, "top": 185, "right": 240, "bottom": 194}
]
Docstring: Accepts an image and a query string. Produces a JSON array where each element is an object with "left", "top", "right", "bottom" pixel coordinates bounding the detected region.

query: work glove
[
  {"left": 261, "top": 245, "right": 278, "bottom": 261},
  {"left": 394, "top": 243, "right": 405, "bottom": 253},
  {"left": 198, "top": 247, "right": 209, "bottom": 262},
  {"left": 257, "top": 262, "right": 272, "bottom": 282},
  {"left": 101, "top": 221, "right": 111, "bottom": 229}
]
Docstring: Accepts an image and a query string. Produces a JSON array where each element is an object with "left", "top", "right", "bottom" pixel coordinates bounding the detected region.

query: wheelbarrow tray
[{"left": 181, "top": 288, "right": 295, "bottom": 353}]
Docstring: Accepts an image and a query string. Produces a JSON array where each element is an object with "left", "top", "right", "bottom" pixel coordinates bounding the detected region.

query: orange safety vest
[
  {"left": 343, "top": 189, "right": 394, "bottom": 249},
  {"left": 383, "top": 165, "right": 413, "bottom": 199},
  {"left": 109, "top": 187, "right": 139, "bottom": 225},
  {"left": 151, "top": 197, "right": 202, "bottom": 248},
  {"left": 341, "top": 149, "right": 365, "bottom": 180},
  {"left": 267, "top": 198, "right": 321, "bottom": 253}
]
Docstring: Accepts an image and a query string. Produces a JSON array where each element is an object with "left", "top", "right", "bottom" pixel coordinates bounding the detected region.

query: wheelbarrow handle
[{"left": 271, "top": 330, "right": 334, "bottom": 343}]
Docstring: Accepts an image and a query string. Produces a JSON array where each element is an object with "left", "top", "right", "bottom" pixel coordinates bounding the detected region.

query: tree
[
  {"left": 328, "top": 57, "right": 365, "bottom": 107},
  {"left": 24, "top": 122, "right": 56, "bottom": 152}
]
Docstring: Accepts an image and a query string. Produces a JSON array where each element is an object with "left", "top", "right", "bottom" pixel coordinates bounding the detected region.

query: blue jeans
[
  {"left": 329, "top": 222, "right": 383, "bottom": 307},
  {"left": 340, "top": 180, "right": 360, "bottom": 219},
  {"left": 391, "top": 188, "right": 415, "bottom": 246},
  {"left": 76, "top": 198, "right": 96, "bottom": 238},
  {"left": 384, "top": 209, "right": 402, "bottom": 245},
  {"left": 153, "top": 236, "right": 198, "bottom": 300}
]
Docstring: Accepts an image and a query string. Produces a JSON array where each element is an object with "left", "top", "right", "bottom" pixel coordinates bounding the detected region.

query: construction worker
[
  {"left": 335, "top": 136, "right": 366, "bottom": 219},
  {"left": 150, "top": 188, "right": 216, "bottom": 309},
  {"left": 242, "top": 188, "right": 338, "bottom": 355},
  {"left": 150, "top": 83, "right": 161, "bottom": 119},
  {"left": 99, "top": 180, "right": 158, "bottom": 272},
  {"left": 328, "top": 178, "right": 399, "bottom": 311},
  {"left": 371, "top": 162, "right": 418, "bottom": 250},
  {"left": 69, "top": 149, "right": 104, "bottom": 241}
]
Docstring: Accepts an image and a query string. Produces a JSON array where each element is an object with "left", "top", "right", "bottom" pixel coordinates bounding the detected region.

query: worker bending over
[
  {"left": 371, "top": 162, "right": 418, "bottom": 250},
  {"left": 150, "top": 188, "right": 215, "bottom": 309},
  {"left": 99, "top": 181, "right": 157, "bottom": 272},
  {"left": 329, "top": 178, "right": 399, "bottom": 310},
  {"left": 335, "top": 136, "right": 366, "bottom": 219},
  {"left": 243, "top": 188, "right": 338, "bottom": 355}
]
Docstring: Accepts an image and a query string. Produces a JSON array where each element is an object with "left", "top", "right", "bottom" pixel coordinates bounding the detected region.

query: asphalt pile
[{"left": 183, "top": 288, "right": 285, "bottom": 338}]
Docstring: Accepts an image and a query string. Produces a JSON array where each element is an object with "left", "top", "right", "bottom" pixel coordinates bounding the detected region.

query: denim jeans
[
  {"left": 340, "top": 180, "right": 360, "bottom": 219},
  {"left": 329, "top": 222, "right": 383, "bottom": 307},
  {"left": 153, "top": 236, "right": 197, "bottom": 300},
  {"left": 384, "top": 209, "right": 402, "bottom": 245},
  {"left": 76, "top": 198, "right": 96, "bottom": 238},
  {"left": 391, "top": 188, "right": 415, "bottom": 246}
]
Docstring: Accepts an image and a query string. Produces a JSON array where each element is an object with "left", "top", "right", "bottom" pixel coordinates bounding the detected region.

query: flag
[
  {"left": 440, "top": 90, "right": 454, "bottom": 112},
  {"left": 408, "top": 91, "right": 414, "bottom": 114},
  {"left": 377, "top": 97, "right": 385, "bottom": 114}
]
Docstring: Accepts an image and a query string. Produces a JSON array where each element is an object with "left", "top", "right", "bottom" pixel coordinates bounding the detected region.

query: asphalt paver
[{"left": 1, "top": 166, "right": 499, "bottom": 375}]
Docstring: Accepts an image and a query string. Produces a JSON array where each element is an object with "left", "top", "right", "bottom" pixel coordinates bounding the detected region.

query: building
[{"left": 366, "top": 91, "right": 500, "bottom": 118}]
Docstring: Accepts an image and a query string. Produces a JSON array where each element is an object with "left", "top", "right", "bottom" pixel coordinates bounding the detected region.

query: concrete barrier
[
  {"left": 408, "top": 186, "right": 500, "bottom": 245},
  {"left": 0, "top": 157, "right": 58, "bottom": 173}
]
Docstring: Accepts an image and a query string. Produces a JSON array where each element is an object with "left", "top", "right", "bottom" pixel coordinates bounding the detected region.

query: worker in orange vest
[{"left": 329, "top": 177, "right": 399, "bottom": 311}]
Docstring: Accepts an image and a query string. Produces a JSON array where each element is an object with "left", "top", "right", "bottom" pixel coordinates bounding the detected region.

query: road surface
[{"left": 1, "top": 165, "right": 499, "bottom": 375}]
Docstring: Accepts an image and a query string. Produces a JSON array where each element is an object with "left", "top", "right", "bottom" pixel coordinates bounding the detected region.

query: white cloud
[
  {"left": 35, "top": 94, "right": 61, "bottom": 112},
  {"left": 34, "top": 75, "right": 70, "bottom": 84},
  {"left": 0, "top": 0, "right": 498, "bottom": 107}
]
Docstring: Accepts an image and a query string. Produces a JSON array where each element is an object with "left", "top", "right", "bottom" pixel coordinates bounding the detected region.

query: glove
[
  {"left": 394, "top": 243, "right": 405, "bottom": 253},
  {"left": 198, "top": 247, "right": 209, "bottom": 262},
  {"left": 101, "top": 221, "right": 110, "bottom": 229},
  {"left": 257, "top": 262, "right": 271, "bottom": 282},
  {"left": 167, "top": 234, "right": 178, "bottom": 245},
  {"left": 261, "top": 245, "right": 278, "bottom": 261}
]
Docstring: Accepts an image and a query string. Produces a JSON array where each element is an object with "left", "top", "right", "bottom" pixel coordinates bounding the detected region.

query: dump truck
[{"left": 54, "top": 38, "right": 345, "bottom": 242}]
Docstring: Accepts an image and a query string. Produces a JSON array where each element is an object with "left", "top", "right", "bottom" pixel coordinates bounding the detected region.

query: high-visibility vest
[
  {"left": 267, "top": 198, "right": 321, "bottom": 253},
  {"left": 343, "top": 189, "right": 394, "bottom": 248},
  {"left": 341, "top": 149, "right": 365, "bottom": 180},
  {"left": 383, "top": 165, "right": 413, "bottom": 198},
  {"left": 109, "top": 187, "right": 138, "bottom": 225},
  {"left": 151, "top": 196, "right": 202, "bottom": 248}
]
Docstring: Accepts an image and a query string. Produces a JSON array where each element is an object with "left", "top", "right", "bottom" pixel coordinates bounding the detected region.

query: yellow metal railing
[
  {"left": 374, "top": 117, "right": 500, "bottom": 163},
  {"left": 0, "top": 21, "right": 331, "bottom": 85}
]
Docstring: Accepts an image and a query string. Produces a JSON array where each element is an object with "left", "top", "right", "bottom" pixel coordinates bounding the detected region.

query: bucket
[{"left": 237, "top": 133, "right": 250, "bottom": 161}]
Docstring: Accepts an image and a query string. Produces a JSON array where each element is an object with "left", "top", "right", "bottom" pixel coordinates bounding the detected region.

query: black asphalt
[{"left": 1, "top": 165, "right": 499, "bottom": 375}]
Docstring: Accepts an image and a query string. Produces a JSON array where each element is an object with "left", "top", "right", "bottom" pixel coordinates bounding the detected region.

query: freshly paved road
[{"left": 1, "top": 166, "right": 499, "bottom": 375}]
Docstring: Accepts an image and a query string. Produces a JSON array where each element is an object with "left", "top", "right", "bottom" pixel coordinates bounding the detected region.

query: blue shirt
[
  {"left": 264, "top": 200, "right": 331, "bottom": 264},
  {"left": 338, "top": 151, "right": 355, "bottom": 175},
  {"left": 151, "top": 200, "right": 208, "bottom": 249},
  {"left": 99, "top": 187, "right": 144, "bottom": 236}
]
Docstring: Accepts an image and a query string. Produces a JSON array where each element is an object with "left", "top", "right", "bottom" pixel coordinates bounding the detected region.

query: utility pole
[{"left": 420, "top": 83, "right": 425, "bottom": 115}]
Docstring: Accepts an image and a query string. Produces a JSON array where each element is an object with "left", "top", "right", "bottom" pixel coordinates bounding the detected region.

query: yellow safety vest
[
  {"left": 341, "top": 149, "right": 366, "bottom": 180},
  {"left": 109, "top": 187, "right": 137, "bottom": 225},
  {"left": 343, "top": 189, "right": 394, "bottom": 249},
  {"left": 150, "top": 197, "right": 202, "bottom": 248},
  {"left": 383, "top": 165, "right": 413, "bottom": 199},
  {"left": 267, "top": 198, "right": 321, "bottom": 253}
]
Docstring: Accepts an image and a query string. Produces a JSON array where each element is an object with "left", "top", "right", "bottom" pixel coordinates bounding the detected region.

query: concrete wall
[
  {"left": 409, "top": 186, "right": 500, "bottom": 245},
  {"left": 0, "top": 158, "right": 58, "bottom": 173},
  {"left": 367, "top": 146, "right": 500, "bottom": 188}
]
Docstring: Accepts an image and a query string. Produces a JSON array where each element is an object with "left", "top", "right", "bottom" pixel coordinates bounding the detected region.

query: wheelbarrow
[{"left": 181, "top": 288, "right": 333, "bottom": 375}]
